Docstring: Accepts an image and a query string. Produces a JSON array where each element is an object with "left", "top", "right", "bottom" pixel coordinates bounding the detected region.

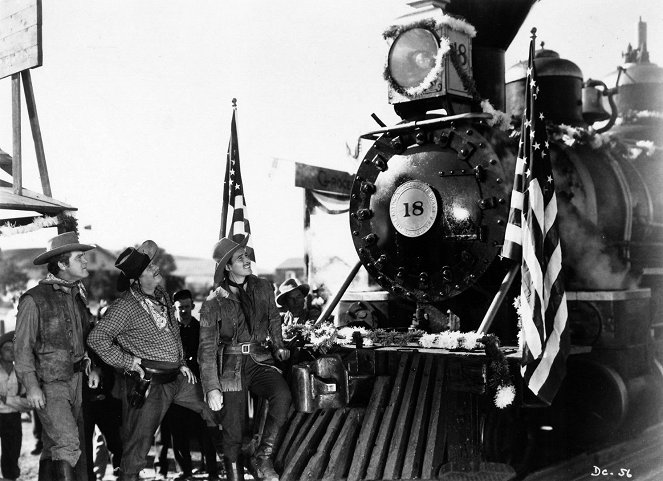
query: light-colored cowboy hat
[
  {"left": 276, "top": 278, "right": 310, "bottom": 307},
  {"left": 33, "top": 232, "right": 95, "bottom": 265},
  {"left": 212, "top": 234, "right": 250, "bottom": 285}
]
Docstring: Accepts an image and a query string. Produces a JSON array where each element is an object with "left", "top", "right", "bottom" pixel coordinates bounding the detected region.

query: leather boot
[
  {"left": 37, "top": 459, "right": 54, "bottom": 481},
  {"left": 52, "top": 460, "right": 75, "bottom": 481},
  {"left": 223, "top": 457, "right": 245, "bottom": 481},
  {"left": 254, "top": 416, "right": 281, "bottom": 481}
]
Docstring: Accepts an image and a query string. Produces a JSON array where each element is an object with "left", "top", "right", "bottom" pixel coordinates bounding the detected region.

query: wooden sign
[
  {"left": 295, "top": 163, "right": 354, "bottom": 195},
  {"left": 0, "top": 0, "right": 42, "bottom": 80}
]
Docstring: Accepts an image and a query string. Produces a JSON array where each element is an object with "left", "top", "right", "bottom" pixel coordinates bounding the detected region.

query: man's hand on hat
[
  {"left": 180, "top": 365, "right": 197, "bottom": 384},
  {"left": 27, "top": 385, "right": 45, "bottom": 410},
  {"left": 207, "top": 389, "right": 224, "bottom": 411},
  {"left": 130, "top": 357, "right": 145, "bottom": 379}
]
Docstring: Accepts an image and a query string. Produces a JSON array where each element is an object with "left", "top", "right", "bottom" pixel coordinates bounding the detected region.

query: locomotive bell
[
  {"left": 582, "top": 84, "right": 611, "bottom": 123},
  {"left": 349, "top": 121, "right": 509, "bottom": 303}
]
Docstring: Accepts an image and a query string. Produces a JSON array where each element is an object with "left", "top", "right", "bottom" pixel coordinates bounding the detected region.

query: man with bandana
[
  {"left": 14, "top": 232, "right": 101, "bottom": 481},
  {"left": 87, "top": 240, "right": 221, "bottom": 481},
  {"left": 198, "top": 234, "right": 291, "bottom": 481}
]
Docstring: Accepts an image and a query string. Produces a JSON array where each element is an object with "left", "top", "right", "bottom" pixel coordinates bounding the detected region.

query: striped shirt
[{"left": 87, "top": 286, "right": 184, "bottom": 371}]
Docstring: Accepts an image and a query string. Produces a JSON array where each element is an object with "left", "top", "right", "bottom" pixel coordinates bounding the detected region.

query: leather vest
[{"left": 21, "top": 283, "right": 90, "bottom": 383}]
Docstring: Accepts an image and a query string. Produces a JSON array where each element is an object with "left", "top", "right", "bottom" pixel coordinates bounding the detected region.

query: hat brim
[
  {"left": 276, "top": 283, "right": 310, "bottom": 306},
  {"left": 33, "top": 244, "right": 95, "bottom": 265},
  {"left": 213, "top": 234, "right": 250, "bottom": 285}
]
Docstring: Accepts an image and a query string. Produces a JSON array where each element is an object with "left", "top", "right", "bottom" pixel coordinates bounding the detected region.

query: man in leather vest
[
  {"left": 87, "top": 240, "right": 221, "bottom": 481},
  {"left": 14, "top": 232, "right": 101, "bottom": 481},
  {"left": 198, "top": 234, "right": 292, "bottom": 481}
]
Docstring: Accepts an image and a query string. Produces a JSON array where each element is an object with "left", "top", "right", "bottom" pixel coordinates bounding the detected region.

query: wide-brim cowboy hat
[
  {"left": 212, "top": 234, "right": 250, "bottom": 285},
  {"left": 115, "top": 246, "right": 152, "bottom": 291},
  {"left": 0, "top": 331, "right": 14, "bottom": 348},
  {"left": 33, "top": 232, "right": 95, "bottom": 265},
  {"left": 276, "top": 278, "right": 310, "bottom": 307}
]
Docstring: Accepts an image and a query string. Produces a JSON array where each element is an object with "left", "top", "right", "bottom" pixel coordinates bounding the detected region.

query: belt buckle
[{"left": 241, "top": 344, "right": 250, "bottom": 355}]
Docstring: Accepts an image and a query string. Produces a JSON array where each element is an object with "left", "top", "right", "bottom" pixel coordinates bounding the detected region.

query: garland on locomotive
[{"left": 336, "top": 0, "right": 663, "bottom": 465}]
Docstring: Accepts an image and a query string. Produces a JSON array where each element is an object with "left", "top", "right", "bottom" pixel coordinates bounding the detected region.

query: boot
[
  {"left": 37, "top": 459, "right": 54, "bottom": 481},
  {"left": 223, "top": 457, "right": 245, "bottom": 481},
  {"left": 52, "top": 460, "right": 75, "bottom": 481},
  {"left": 254, "top": 416, "right": 281, "bottom": 481}
]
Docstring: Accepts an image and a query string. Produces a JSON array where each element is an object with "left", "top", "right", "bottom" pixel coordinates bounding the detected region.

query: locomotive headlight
[{"left": 388, "top": 28, "right": 439, "bottom": 89}]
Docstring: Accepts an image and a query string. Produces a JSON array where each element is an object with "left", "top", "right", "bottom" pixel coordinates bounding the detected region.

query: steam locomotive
[{"left": 340, "top": 0, "right": 663, "bottom": 472}]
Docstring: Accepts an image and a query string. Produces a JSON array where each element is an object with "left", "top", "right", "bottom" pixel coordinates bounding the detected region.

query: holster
[{"left": 126, "top": 372, "right": 151, "bottom": 408}]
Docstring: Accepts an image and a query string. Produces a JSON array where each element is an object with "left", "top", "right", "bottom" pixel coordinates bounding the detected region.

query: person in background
[
  {"left": 14, "top": 232, "right": 101, "bottom": 481},
  {"left": 276, "top": 278, "right": 321, "bottom": 326},
  {"left": 199, "top": 234, "right": 291, "bottom": 481},
  {"left": 156, "top": 289, "right": 220, "bottom": 480},
  {"left": 0, "top": 331, "right": 31, "bottom": 480},
  {"left": 87, "top": 240, "right": 222, "bottom": 481}
]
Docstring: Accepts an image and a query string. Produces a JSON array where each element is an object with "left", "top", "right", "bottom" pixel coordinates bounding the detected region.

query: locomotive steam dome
[
  {"left": 506, "top": 46, "right": 584, "bottom": 125},
  {"left": 349, "top": 121, "right": 509, "bottom": 303}
]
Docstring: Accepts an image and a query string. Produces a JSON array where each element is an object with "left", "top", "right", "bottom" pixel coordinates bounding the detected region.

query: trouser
[
  {"left": 220, "top": 357, "right": 292, "bottom": 461},
  {"left": 37, "top": 373, "right": 87, "bottom": 476},
  {"left": 119, "top": 372, "right": 217, "bottom": 476},
  {"left": 0, "top": 412, "right": 21, "bottom": 480},
  {"left": 84, "top": 395, "right": 123, "bottom": 479}
]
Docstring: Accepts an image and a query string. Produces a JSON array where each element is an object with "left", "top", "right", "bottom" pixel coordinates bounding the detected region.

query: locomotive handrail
[{"left": 360, "top": 112, "right": 493, "bottom": 139}]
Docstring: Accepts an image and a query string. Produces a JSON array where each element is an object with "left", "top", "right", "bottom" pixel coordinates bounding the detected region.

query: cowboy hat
[
  {"left": 137, "top": 240, "right": 159, "bottom": 261},
  {"left": 212, "top": 234, "right": 250, "bottom": 285},
  {"left": 115, "top": 247, "right": 152, "bottom": 291},
  {"left": 33, "top": 232, "right": 95, "bottom": 265},
  {"left": 276, "top": 278, "right": 310, "bottom": 307},
  {"left": 0, "top": 331, "right": 14, "bottom": 348}
]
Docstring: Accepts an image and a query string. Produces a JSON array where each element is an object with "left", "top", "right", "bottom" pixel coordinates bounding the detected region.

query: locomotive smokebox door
[{"left": 349, "top": 123, "right": 510, "bottom": 303}]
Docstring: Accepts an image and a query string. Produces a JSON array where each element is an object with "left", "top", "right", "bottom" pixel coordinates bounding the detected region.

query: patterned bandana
[
  {"left": 131, "top": 286, "right": 170, "bottom": 330},
  {"left": 41, "top": 273, "right": 89, "bottom": 305}
]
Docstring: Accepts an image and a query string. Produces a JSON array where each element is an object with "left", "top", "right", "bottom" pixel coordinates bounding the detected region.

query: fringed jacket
[{"left": 198, "top": 275, "right": 285, "bottom": 393}]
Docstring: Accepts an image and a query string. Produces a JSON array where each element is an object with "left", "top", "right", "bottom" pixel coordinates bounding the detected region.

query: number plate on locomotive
[{"left": 389, "top": 180, "right": 438, "bottom": 237}]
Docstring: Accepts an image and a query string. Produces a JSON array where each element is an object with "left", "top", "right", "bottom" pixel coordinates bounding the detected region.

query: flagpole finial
[
  {"left": 530, "top": 27, "right": 537, "bottom": 39},
  {"left": 232, "top": 98, "right": 237, "bottom": 109}
]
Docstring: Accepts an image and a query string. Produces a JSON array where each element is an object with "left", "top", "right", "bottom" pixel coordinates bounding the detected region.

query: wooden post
[
  {"left": 12, "top": 73, "right": 21, "bottom": 195},
  {"left": 21, "top": 70, "right": 51, "bottom": 197}
]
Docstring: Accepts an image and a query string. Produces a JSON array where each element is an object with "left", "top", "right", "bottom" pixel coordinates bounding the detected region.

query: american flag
[
  {"left": 502, "top": 30, "right": 569, "bottom": 405},
  {"left": 222, "top": 100, "right": 255, "bottom": 261}
]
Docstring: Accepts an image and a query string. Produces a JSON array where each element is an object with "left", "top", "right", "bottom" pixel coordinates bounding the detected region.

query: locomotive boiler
[{"left": 343, "top": 0, "right": 663, "bottom": 467}]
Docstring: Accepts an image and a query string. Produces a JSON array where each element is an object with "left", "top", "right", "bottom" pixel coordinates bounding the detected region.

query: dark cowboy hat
[
  {"left": 212, "top": 234, "right": 250, "bottom": 285},
  {"left": 276, "top": 278, "right": 310, "bottom": 307},
  {"left": 115, "top": 247, "right": 151, "bottom": 291},
  {"left": 0, "top": 331, "right": 14, "bottom": 348},
  {"left": 33, "top": 232, "right": 95, "bottom": 265}
]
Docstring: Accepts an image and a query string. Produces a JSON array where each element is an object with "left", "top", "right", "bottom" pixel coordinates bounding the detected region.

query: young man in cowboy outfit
[
  {"left": 87, "top": 241, "right": 221, "bottom": 481},
  {"left": 198, "top": 234, "right": 292, "bottom": 481},
  {"left": 276, "top": 278, "right": 321, "bottom": 326},
  {"left": 14, "top": 232, "right": 101, "bottom": 481}
]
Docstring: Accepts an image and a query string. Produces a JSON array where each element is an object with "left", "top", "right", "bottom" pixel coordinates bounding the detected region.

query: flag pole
[
  {"left": 220, "top": 98, "right": 237, "bottom": 238},
  {"left": 477, "top": 261, "right": 520, "bottom": 334}
]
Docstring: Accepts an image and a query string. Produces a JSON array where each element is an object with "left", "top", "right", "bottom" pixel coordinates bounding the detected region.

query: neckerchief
[
  {"left": 41, "top": 273, "right": 89, "bottom": 306},
  {"left": 131, "top": 286, "right": 170, "bottom": 330},
  {"left": 227, "top": 277, "right": 254, "bottom": 335}
]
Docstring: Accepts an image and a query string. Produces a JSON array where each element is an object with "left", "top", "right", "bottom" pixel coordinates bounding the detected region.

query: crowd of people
[{"left": 2, "top": 231, "right": 317, "bottom": 481}]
